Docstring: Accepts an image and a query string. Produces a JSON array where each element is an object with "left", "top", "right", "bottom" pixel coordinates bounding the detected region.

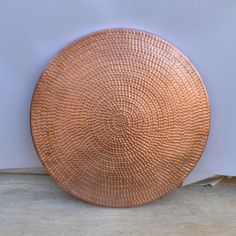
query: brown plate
[{"left": 30, "top": 28, "right": 210, "bottom": 207}]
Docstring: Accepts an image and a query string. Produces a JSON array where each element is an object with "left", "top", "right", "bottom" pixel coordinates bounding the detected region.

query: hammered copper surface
[{"left": 30, "top": 29, "right": 210, "bottom": 207}]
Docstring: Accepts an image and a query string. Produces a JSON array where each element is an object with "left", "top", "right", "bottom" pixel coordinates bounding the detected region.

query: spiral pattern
[{"left": 30, "top": 29, "right": 210, "bottom": 207}]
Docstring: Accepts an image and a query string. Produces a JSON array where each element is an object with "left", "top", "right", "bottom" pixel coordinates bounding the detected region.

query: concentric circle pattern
[{"left": 30, "top": 29, "right": 210, "bottom": 207}]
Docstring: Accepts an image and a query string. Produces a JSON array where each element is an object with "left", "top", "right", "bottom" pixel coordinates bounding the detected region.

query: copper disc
[{"left": 30, "top": 28, "right": 210, "bottom": 207}]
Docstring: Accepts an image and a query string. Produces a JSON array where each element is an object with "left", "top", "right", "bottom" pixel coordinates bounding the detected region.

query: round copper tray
[{"left": 30, "top": 28, "right": 210, "bottom": 207}]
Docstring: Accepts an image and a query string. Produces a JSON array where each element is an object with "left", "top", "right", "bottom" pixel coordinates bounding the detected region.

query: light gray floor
[{"left": 1, "top": 174, "right": 236, "bottom": 236}]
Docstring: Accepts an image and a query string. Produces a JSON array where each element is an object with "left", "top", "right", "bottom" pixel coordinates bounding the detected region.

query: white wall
[{"left": 1, "top": 0, "right": 236, "bottom": 184}]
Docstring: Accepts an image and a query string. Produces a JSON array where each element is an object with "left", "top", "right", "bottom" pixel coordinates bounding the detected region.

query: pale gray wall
[{"left": 0, "top": 0, "right": 236, "bottom": 184}]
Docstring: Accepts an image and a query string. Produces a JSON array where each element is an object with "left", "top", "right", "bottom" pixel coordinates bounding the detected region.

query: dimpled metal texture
[{"left": 30, "top": 28, "right": 210, "bottom": 207}]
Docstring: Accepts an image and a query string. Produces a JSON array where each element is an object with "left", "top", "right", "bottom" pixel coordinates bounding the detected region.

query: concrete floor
[{"left": 0, "top": 174, "right": 236, "bottom": 236}]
